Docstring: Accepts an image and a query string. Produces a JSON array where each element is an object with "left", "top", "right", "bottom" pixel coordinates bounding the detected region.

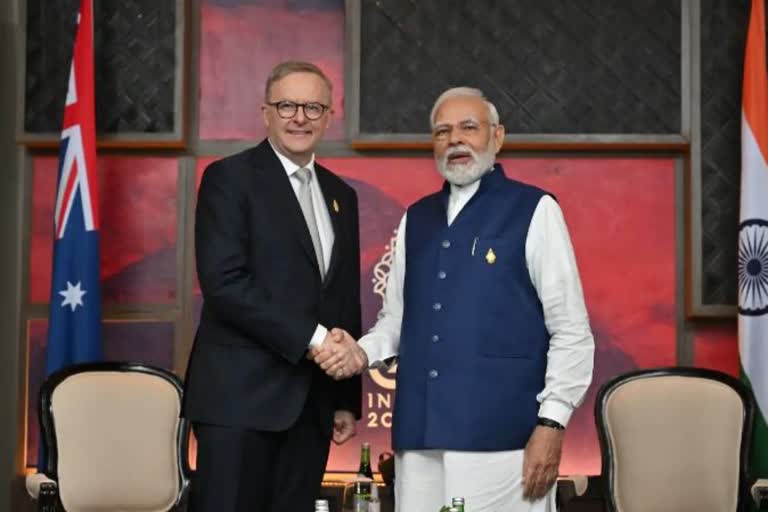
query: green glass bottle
[
  {"left": 451, "top": 497, "right": 465, "bottom": 512},
  {"left": 358, "top": 442, "right": 374, "bottom": 479}
]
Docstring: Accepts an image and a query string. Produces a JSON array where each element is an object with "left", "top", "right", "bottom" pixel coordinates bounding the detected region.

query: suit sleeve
[
  {"left": 195, "top": 162, "right": 316, "bottom": 364},
  {"left": 335, "top": 189, "right": 363, "bottom": 418}
]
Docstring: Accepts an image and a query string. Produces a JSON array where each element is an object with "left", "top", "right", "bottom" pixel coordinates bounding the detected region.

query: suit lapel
[
  {"left": 315, "top": 166, "right": 344, "bottom": 287},
  {"left": 253, "top": 142, "right": 320, "bottom": 272}
]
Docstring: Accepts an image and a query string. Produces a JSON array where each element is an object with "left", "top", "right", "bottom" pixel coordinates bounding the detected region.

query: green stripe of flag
[{"left": 742, "top": 369, "right": 768, "bottom": 511}]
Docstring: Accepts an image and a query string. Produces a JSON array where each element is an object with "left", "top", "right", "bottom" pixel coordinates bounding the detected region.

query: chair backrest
[
  {"left": 39, "top": 362, "right": 190, "bottom": 512},
  {"left": 596, "top": 367, "right": 754, "bottom": 512}
]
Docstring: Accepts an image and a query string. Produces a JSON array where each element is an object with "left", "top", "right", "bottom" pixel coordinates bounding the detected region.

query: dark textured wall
[
  {"left": 700, "top": 0, "right": 748, "bottom": 306},
  {"left": 360, "top": 0, "right": 681, "bottom": 135},
  {"left": 24, "top": 0, "right": 177, "bottom": 134}
]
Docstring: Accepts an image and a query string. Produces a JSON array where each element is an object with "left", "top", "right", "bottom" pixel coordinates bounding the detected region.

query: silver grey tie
[{"left": 295, "top": 168, "right": 325, "bottom": 279}]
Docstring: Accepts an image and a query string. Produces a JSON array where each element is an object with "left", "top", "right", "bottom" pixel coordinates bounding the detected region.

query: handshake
[{"left": 307, "top": 328, "right": 369, "bottom": 381}]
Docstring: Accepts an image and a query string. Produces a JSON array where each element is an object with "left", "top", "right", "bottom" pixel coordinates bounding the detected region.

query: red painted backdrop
[{"left": 192, "top": 156, "right": 678, "bottom": 475}]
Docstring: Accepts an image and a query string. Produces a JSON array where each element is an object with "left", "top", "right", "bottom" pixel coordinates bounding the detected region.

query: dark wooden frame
[{"left": 16, "top": 0, "right": 190, "bottom": 149}]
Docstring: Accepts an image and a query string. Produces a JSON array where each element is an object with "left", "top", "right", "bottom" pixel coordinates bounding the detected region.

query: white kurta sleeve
[
  {"left": 358, "top": 213, "right": 408, "bottom": 366},
  {"left": 527, "top": 195, "right": 595, "bottom": 427}
]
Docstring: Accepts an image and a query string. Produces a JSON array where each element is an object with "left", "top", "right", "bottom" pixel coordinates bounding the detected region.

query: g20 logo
[{"left": 368, "top": 362, "right": 397, "bottom": 390}]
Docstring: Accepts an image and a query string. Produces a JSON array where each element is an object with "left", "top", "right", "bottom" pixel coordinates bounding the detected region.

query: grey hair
[
  {"left": 429, "top": 87, "right": 500, "bottom": 128},
  {"left": 265, "top": 60, "right": 333, "bottom": 102}
]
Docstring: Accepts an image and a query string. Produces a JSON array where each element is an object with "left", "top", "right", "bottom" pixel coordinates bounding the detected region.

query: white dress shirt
[
  {"left": 269, "top": 140, "right": 334, "bottom": 349},
  {"left": 358, "top": 178, "right": 595, "bottom": 427}
]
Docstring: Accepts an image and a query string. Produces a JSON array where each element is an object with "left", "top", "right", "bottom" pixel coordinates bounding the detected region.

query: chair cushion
[
  {"left": 51, "top": 371, "right": 182, "bottom": 511},
  {"left": 604, "top": 375, "right": 744, "bottom": 512}
]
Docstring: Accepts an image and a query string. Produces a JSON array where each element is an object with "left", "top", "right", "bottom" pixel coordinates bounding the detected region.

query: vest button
[
  {"left": 438, "top": 271, "right": 447, "bottom": 280},
  {"left": 429, "top": 369, "right": 439, "bottom": 378},
  {"left": 433, "top": 302, "right": 442, "bottom": 311},
  {"left": 432, "top": 335, "right": 439, "bottom": 342},
  {"left": 441, "top": 240, "right": 451, "bottom": 248}
]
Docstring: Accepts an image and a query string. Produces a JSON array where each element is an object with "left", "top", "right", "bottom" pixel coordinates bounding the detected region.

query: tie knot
[{"left": 295, "top": 167, "right": 312, "bottom": 185}]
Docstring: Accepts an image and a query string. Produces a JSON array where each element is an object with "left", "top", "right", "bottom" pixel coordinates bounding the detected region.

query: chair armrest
[
  {"left": 752, "top": 478, "right": 768, "bottom": 508},
  {"left": 558, "top": 474, "right": 589, "bottom": 497},
  {"left": 26, "top": 473, "right": 59, "bottom": 512},
  {"left": 25, "top": 473, "right": 56, "bottom": 500},
  {"left": 557, "top": 475, "right": 593, "bottom": 511}
]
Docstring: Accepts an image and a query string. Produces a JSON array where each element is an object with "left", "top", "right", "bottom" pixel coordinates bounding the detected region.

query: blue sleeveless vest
[{"left": 392, "top": 164, "right": 551, "bottom": 451}]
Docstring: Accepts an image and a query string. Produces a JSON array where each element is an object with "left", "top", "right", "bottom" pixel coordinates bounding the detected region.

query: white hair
[{"left": 429, "top": 87, "right": 500, "bottom": 128}]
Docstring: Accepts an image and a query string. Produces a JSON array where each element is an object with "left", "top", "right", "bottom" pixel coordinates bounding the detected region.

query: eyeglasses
[
  {"left": 432, "top": 120, "right": 496, "bottom": 141},
  {"left": 266, "top": 100, "right": 330, "bottom": 121}
]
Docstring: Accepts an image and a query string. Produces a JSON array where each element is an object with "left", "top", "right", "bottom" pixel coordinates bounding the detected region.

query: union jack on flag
[{"left": 43, "top": 0, "right": 102, "bottom": 385}]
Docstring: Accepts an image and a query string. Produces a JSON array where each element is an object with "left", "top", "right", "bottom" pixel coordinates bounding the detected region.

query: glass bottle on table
[
  {"left": 353, "top": 481, "right": 371, "bottom": 512},
  {"left": 358, "top": 442, "right": 374, "bottom": 479},
  {"left": 354, "top": 441, "right": 373, "bottom": 510},
  {"left": 451, "top": 497, "right": 465, "bottom": 512}
]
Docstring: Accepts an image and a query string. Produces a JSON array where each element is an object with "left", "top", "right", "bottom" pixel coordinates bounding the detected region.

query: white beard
[{"left": 436, "top": 143, "right": 496, "bottom": 186}]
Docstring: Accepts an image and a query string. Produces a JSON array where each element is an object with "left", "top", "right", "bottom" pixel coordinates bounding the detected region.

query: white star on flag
[{"left": 59, "top": 281, "right": 87, "bottom": 312}]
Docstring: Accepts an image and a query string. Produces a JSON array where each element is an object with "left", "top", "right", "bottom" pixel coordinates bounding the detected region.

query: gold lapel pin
[
  {"left": 485, "top": 248, "right": 497, "bottom": 264},
  {"left": 332, "top": 199, "right": 340, "bottom": 213}
]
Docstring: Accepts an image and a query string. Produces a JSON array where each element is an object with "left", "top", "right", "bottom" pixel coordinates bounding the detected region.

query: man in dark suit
[{"left": 182, "top": 61, "right": 362, "bottom": 512}]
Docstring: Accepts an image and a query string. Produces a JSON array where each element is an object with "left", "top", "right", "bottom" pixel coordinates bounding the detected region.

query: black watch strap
[{"left": 537, "top": 417, "right": 565, "bottom": 430}]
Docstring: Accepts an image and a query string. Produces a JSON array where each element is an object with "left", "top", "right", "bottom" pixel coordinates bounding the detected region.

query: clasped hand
[{"left": 307, "top": 328, "right": 368, "bottom": 380}]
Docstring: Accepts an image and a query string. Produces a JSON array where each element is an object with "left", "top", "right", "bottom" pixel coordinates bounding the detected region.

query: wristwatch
[{"left": 537, "top": 417, "right": 565, "bottom": 430}]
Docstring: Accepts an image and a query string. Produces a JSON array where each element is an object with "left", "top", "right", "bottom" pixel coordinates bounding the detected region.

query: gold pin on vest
[
  {"left": 332, "top": 199, "right": 340, "bottom": 213},
  {"left": 485, "top": 248, "right": 496, "bottom": 264}
]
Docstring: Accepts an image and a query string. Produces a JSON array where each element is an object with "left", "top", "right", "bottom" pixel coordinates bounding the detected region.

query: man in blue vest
[{"left": 312, "top": 87, "right": 594, "bottom": 511}]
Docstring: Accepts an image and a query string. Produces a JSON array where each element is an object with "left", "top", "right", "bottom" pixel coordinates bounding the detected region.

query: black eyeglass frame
[{"left": 265, "top": 100, "right": 331, "bottom": 120}]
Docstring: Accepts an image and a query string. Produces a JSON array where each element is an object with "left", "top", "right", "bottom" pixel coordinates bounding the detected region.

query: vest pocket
[{"left": 471, "top": 239, "right": 533, "bottom": 358}]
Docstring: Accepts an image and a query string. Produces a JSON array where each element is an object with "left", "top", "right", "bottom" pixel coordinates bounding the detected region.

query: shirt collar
[
  {"left": 449, "top": 179, "right": 481, "bottom": 203},
  {"left": 441, "top": 163, "right": 501, "bottom": 203},
  {"left": 268, "top": 138, "right": 316, "bottom": 178}
]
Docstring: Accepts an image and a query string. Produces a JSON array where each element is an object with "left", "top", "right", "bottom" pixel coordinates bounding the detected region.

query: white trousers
[{"left": 394, "top": 449, "right": 556, "bottom": 512}]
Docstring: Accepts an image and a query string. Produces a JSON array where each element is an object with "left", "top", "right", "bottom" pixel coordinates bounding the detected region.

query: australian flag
[{"left": 43, "top": 0, "right": 102, "bottom": 390}]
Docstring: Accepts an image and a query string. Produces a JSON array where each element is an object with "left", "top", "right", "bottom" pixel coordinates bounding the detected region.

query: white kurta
[
  {"left": 358, "top": 176, "right": 595, "bottom": 511},
  {"left": 395, "top": 449, "right": 557, "bottom": 511}
]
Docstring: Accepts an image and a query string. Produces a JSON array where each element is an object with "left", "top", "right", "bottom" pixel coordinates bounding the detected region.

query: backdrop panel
[
  {"left": 697, "top": 0, "right": 749, "bottom": 309},
  {"left": 317, "top": 156, "right": 677, "bottom": 475},
  {"left": 23, "top": 0, "right": 184, "bottom": 144},
  {"left": 29, "top": 157, "right": 179, "bottom": 304},
  {"left": 199, "top": 0, "right": 345, "bottom": 140},
  {"left": 356, "top": 0, "right": 681, "bottom": 137},
  {"left": 190, "top": 155, "right": 675, "bottom": 474}
]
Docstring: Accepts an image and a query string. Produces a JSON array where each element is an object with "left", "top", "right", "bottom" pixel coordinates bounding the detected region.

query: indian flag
[{"left": 740, "top": 0, "right": 768, "bottom": 488}]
